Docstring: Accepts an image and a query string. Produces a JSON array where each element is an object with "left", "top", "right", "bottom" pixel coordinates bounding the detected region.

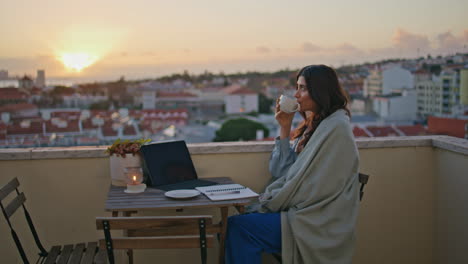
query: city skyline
[{"left": 1, "top": 0, "right": 467, "bottom": 81}]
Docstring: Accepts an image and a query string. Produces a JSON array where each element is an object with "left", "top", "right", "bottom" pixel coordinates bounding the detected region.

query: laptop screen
[{"left": 140, "top": 140, "right": 198, "bottom": 187}]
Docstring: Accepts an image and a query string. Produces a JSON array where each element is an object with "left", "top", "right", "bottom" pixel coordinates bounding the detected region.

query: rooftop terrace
[{"left": 0, "top": 135, "right": 467, "bottom": 263}]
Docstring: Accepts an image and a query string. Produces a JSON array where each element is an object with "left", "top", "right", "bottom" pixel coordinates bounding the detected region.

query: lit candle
[{"left": 124, "top": 167, "right": 146, "bottom": 193}]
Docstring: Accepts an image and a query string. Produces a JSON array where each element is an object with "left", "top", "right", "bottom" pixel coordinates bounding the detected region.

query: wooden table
[{"left": 105, "top": 177, "right": 253, "bottom": 264}]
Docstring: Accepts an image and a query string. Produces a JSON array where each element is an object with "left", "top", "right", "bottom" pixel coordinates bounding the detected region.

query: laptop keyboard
[{"left": 155, "top": 179, "right": 217, "bottom": 191}]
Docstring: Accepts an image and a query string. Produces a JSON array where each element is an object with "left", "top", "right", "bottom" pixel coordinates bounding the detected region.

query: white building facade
[
  {"left": 364, "top": 65, "right": 414, "bottom": 97},
  {"left": 382, "top": 66, "right": 414, "bottom": 95},
  {"left": 373, "top": 90, "right": 417, "bottom": 121}
]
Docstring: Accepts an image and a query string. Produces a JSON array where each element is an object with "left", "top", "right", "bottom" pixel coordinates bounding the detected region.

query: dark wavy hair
[{"left": 293, "top": 65, "right": 350, "bottom": 151}]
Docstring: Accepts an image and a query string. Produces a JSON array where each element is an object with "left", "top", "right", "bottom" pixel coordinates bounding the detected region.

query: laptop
[{"left": 140, "top": 140, "right": 216, "bottom": 191}]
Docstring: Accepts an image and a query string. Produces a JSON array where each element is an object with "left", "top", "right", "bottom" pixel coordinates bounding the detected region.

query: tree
[
  {"left": 258, "top": 93, "right": 274, "bottom": 114},
  {"left": 213, "top": 118, "right": 269, "bottom": 142},
  {"left": 89, "top": 101, "right": 111, "bottom": 110}
]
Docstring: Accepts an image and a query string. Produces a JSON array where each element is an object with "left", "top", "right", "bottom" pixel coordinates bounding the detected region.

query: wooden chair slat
[
  {"left": 67, "top": 243, "right": 85, "bottom": 264},
  {"left": 0, "top": 177, "right": 19, "bottom": 202},
  {"left": 56, "top": 244, "right": 74, "bottom": 264},
  {"left": 99, "top": 235, "right": 215, "bottom": 249},
  {"left": 94, "top": 248, "right": 108, "bottom": 264},
  {"left": 128, "top": 224, "right": 221, "bottom": 237},
  {"left": 44, "top": 245, "right": 62, "bottom": 264},
  {"left": 4, "top": 192, "right": 26, "bottom": 218},
  {"left": 1, "top": 177, "right": 104, "bottom": 264},
  {"left": 81, "top": 242, "right": 98, "bottom": 264},
  {"left": 96, "top": 215, "right": 213, "bottom": 230}
]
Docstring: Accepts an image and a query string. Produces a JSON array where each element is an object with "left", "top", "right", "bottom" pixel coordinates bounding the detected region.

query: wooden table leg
[
  {"left": 123, "top": 211, "right": 134, "bottom": 264},
  {"left": 218, "top": 206, "right": 229, "bottom": 264},
  {"left": 235, "top": 205, "right": 245, "bottom": 214}
]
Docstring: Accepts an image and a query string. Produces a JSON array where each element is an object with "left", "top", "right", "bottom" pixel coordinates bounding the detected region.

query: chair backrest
[
  {"left": 0, "top": 177, "right": 48, "bottom": 264},
  {"left": 96, "top": 215, "right": 215, "bottom": 264},
  {"left": 358, "top": 173, "right": 370, "bottom": 201}
]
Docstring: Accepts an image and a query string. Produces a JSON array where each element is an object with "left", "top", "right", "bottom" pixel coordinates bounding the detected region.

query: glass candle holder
[{"left": 124, "top": 167, "right": 146, "bottom": 193}]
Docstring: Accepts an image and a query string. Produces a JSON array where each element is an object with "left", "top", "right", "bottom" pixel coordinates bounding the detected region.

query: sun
[{"left": 59, "top": 52, "right": 98, "bottom": 72}]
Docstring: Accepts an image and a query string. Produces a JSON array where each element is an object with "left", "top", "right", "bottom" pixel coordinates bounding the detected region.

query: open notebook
[{"left": 196, "top": 184, "right": 259, "bottom": 201}]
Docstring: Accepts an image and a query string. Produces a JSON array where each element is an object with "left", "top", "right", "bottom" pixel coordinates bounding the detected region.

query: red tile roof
[
  {"left": 0, "top": 88, "right": 29, "bottom": 100},
  {"left": 229, "top": 87, "right": 257, "bottom": 95},
  {"left": 428, "top": 116, "right": 467, "bottom": 138},
  {"left": 0, "top": 103, "right": 37, "bottom": 113},
  {"left": 81, "top": 119, "right": 100, "bottom": 130},
  {"left": 414, "top": 69, "right": 430, "bottom": 75},
  {"left": 7, "top": 120, "right": 44, "bottom": 135},
  {"left": 353, "top": 127, "right": 370, "bottom": 137},
  {"left": 102, "top": 125, "right": 118, "bottom": 137},
  {"left": 50, "top": 111, "right": 81, "bottom": 120},
  {"left": 45, "top": 119, "right": 80, "bottom": 133},
  {"left": 157, "top": 91, "right": 197, "bottom": 98},
  {"left": 366, "top": 126, "right": 400, "bottom": 137},
  {"left": 222, "top": 84, "right": 257, "bottom": 95},
  {"left": 396, "top": 124, "right": 429, "bottom": 136},
  {"left": 123, "top": 125, "right": 137, "bottom": 136},
  {"left": 90, "top": 110, "right": 113, "bottom": 118}
]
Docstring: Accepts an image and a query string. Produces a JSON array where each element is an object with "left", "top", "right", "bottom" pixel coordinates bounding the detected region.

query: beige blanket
[{"left": 260, "top": 109, "right": 360, "bottom": 264}]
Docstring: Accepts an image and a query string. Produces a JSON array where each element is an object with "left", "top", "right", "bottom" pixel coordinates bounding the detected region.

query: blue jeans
[{"left": 225, "top": 213, "right": 281, "bottom": 264}]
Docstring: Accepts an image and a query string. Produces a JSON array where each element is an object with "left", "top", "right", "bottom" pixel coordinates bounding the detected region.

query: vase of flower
[{"left": 106, "top": 138, "right": 150, "bottom": 186}]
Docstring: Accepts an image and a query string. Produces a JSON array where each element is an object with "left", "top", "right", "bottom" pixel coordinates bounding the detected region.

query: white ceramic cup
[{"left": 279, "top": 95, "right": 299, "bottom": 113}]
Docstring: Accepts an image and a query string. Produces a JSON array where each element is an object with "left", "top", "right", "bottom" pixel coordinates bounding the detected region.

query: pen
[{"left": 208, "top": 190, "right": 241, "bottom": 196}]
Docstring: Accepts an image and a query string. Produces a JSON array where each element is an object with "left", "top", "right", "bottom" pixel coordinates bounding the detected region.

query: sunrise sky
[{"left": 1, "top": 0, "right": 467, "bottom": 81}]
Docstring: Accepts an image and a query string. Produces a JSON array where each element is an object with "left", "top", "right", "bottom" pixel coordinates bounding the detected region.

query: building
[
  {"left": 381, "top": 66, "right": 414, "bottom": 95},
  {"left": 223, "top": 85, "right": 258, "bottom": 114},
  {"left": 156, "top": 91, "right": 199, "bottom": 112},
  {"left": 0, "top": 70, "right": 8, "bottom": 80},
  {"left": 364, "top": 65, "right": 414, "bottom": 97},
  {"left": 18, "top": 75, "right": 34, "bottom": 89},
  {"left": 416, "top": 69, "right": 461, "bottom": 117},
  {"left": 0, "top": 103, "right": 39, "bottom": 118},
  {"left": 372, "top": 90, "right": 417, "bottom": 121},
  {"left": 141, "top": 90, "right": 156, "bottom": 109},
  {"left": 36, "top": 70, "right": 46, "bottom": 88},
  {"left": 363, "top": 67, "right": 382, "bottom": 97},
  {"left": 62, "top": 93, "right": 108, "bottom": 108},
  {"left": 460, "top": 68, "right": 468, "bottom": 105},
  {"left": 0, "top": 88, "right": 29, "bottom": 106}
]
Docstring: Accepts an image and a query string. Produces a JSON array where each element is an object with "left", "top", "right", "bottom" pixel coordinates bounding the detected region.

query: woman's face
[{"left": 295, "top": 76, "right": 318, "bottom": 113}]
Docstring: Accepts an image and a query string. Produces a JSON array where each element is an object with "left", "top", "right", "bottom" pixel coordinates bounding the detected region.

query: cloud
[
  {"left": 299, "top": 42, "right": 322, "bottom": 53},
  {"left": 333, "top": 43, "right": 365, "bottom": 55},
  {"left": 435, "top": 30, "right": 468, "bottom": 53},
  {"left": 256, "top": 46, "right": 271, "bottom": 54},
  {"left": 392, "top": 28, "right": 431, "bottom": 53}
]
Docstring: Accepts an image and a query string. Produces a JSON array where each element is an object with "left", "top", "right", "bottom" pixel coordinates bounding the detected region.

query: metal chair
[{"left": 0, "top": 177, "right": 106, "bottom": 264}]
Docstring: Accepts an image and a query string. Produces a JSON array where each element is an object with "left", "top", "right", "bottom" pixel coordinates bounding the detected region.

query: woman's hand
[{"left": 275, "top": 98, "right": 295, "bottom": 139}]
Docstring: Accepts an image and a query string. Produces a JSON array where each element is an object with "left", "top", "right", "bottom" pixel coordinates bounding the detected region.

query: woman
[{"left": 225, "top": 65, "right": 360, "bottom": 264}]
